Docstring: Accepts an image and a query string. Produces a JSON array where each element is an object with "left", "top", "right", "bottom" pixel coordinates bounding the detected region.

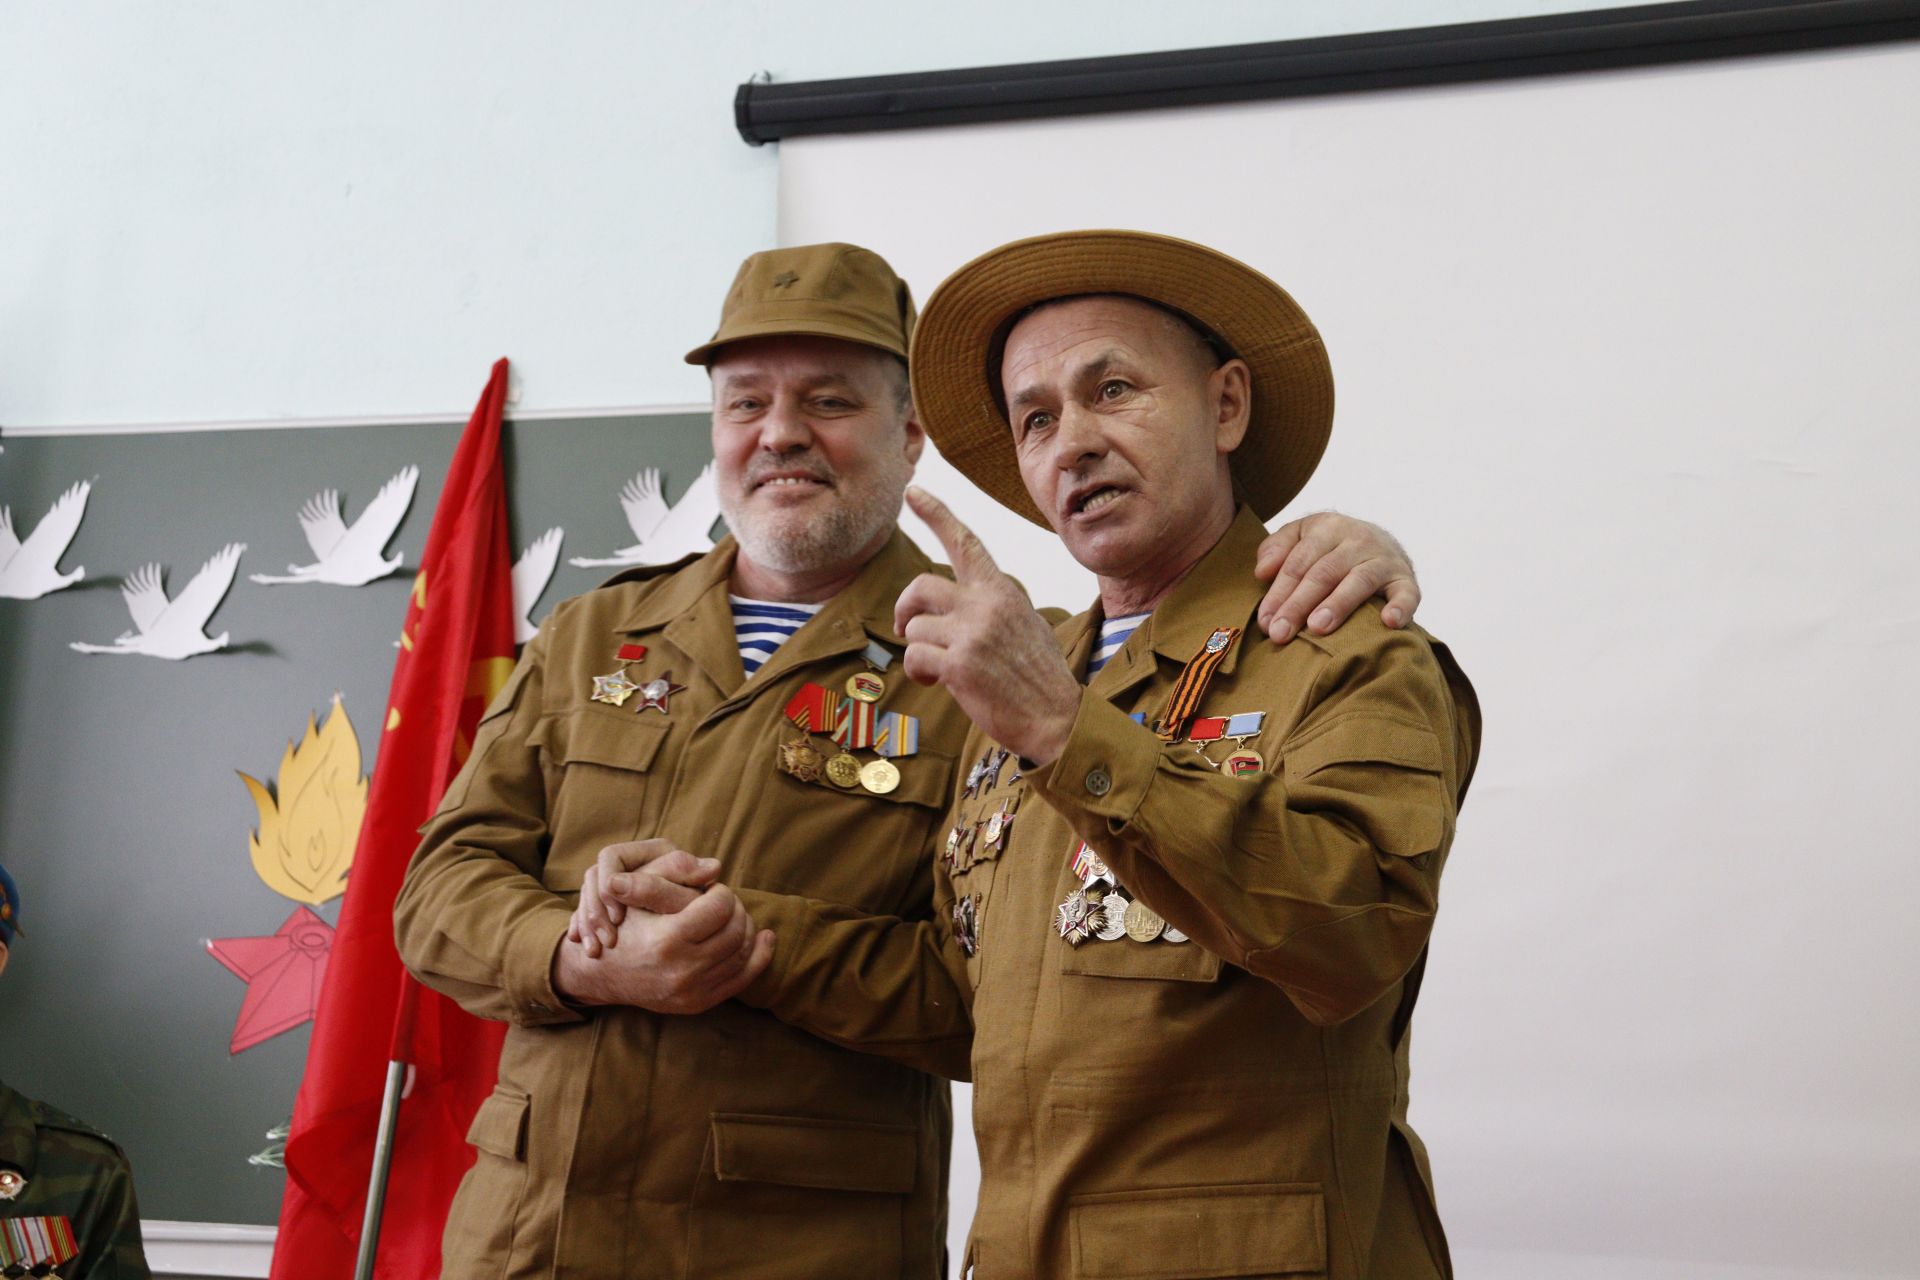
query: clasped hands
[{"left": 554, "top": 839, "right": 774, "bottom": 1015}]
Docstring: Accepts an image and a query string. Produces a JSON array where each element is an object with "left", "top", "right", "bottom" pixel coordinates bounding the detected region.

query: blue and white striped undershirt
[
  {"left": 730, "top": 595, "right": 824, "bottom": 676},
  {"left": 1085, "top": 611, "right": 1149, "bottom": 680}
]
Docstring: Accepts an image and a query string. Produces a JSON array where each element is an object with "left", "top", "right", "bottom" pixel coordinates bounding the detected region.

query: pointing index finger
[{"left": 906, "top": 486, "right": 998, "bottom": 583}]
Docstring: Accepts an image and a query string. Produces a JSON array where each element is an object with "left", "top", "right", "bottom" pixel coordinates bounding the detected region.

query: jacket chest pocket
[
  {"left": 748, "top": 747, "right": 955, "bottom": 915},
  {"left": 535, "top": 709, "right": 671, "bottom": 890}
]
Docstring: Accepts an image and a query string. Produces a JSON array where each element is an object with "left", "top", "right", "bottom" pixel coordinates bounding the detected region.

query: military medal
[
  {"left": 777, "top": 737, "right": 824, "bottom": 783},
  {"left": 1219, "top": 711, "right": 1267, "bottom": 774},
  {"left": 1055, "top": 888, "right": 1098, "bottom": 945},
  {"left": 634, "top": 670, "right": 685, "bottom": 715},
  {"left": 1069, "top": 840, "right": 1113, "bottom": 887},
  {"left": 1123, "top": 898, "right": 1166, "bottom": 943},
  {"left": 874, "top": 710, "right": 920, "bottom": 759},
  {"left": 951, "top": 893, "right": 979, "bottom": 957},
  {"left": 1094, "top": 892, "right": 1131, "bottom": 941},
  {"left": 983, "top": 793, "right": 1019, "bottom": 851},
  {"left": 846, "top": 670, "right": 885, "bottom": 702},
  {"left": 1156, "top": 626, "right": 1240, "bottom": 742},
  {"left": 784, "top": 682, "right": 843, "bottom": 734},
  {"left": 825, "top": 753, "right": 863, "bottom": 788},
  {"left": 833, "top": 697, "right": 877, "bottom": 750},
  {"left": 0, "top": 1170, "right": 23, "bottom": 1201},
  {"left": 589, "top": 669, "right": 640, "bottom": 707},
  {"left": 0, "top": 1213, "right": 77, "bottom": 1271},
  {"left": 985, "top": 746, "right": 1009, "bottom": 790},
  {"left": 1223, "top": 750, "right": 1264, "bottom": 775},
  {"left": 859, "top": 758, "right": 900, "bottom": 794},
  {"left": 1162, "top": 923, "right": 1190, "bottom": 943},
  {"left": 589, "top": 642, "right": 649, "bottom": 706}
]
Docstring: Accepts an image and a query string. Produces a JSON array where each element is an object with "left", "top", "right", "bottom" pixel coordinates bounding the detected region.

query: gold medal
[
  {"left": 1123, "top": 898, "right": 1165, "bottom": 943},
  {"left": 859, "top": 758, "right": 901, "bottom": 794},
  {"left": 846, "top": 671, "right": 885, "bottom": 702},
  {"left": 1223, "top": 749, "right": 1265, "bottom": 776},
  {"left": 589, "top": 670, "right": 640, "bottom": 707},
  {"left": 826, "top": 753, "right": 863, "bottom": 788},
  {"left": 777, "top": 737, "right": 824, "bottom": 783}
]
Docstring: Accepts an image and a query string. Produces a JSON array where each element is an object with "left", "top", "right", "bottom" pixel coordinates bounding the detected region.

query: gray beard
[{"left": 722, "top": 477, "right": 904, "bottom": 575}]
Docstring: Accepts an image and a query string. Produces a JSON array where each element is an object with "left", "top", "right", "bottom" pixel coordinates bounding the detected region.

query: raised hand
[
  {"left": 894, "top": 487, "right": 1081, "bottom": 765},
  {"left": 1253, "top": 511, "right": 1420, "bottom": 643}
]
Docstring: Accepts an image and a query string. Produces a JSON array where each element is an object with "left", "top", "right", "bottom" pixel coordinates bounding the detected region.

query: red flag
[{"left": 272, "top": 360, "right": 517, "bottom": 1279}]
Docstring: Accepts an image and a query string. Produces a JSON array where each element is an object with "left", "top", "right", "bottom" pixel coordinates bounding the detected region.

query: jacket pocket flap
[
  {"left": 466, "top": 1087, "right": 530, "bottom": 1161},
  {"left": 710, "top": 1113, "right": 918, "bottom": 1194},
  {"left": 546, "top": 708, "right": 670, "bottom": 772},
  {"left": 1282, "top": 715, "right": 1442, "bottom": 779},
  {"left": 1070, "top": 1182, "right": 1326, "bottom": 1278},
  {"left": 1061, "top": 935, "right": 1223, "bottom": 983}
]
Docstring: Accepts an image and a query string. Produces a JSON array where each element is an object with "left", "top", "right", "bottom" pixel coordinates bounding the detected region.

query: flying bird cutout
[
  {"left": 512, "top": 526, "right": 564, "bottom": 644},
  {"left": 568, "top": 465, "right": 718, "bottom": 568},
  {"left": 249, "top": 465, "right": 418, "bottom": 586},
  {"left": 69, "top": 542, "right": 247, "bottom": 659},
  {"left": 0, "top": 480, "right": 91, "bottom": 599}
]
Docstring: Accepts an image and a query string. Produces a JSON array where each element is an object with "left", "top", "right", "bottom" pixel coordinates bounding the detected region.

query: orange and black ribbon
[{"left": 1156, "top": 627, "right": 1240, "bottom": 742}]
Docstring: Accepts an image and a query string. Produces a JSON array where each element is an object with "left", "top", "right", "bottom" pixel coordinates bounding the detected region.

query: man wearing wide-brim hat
[
  {"left": 399, "top": 238, "right": 1431, "bottom": 1278},
  {"left": 730, "top": 230, "right": 1482, "bottom": 1278}
]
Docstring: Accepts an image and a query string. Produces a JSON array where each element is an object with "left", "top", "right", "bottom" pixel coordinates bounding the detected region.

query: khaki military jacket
[
  {"left": 740, "top": 509, "right": 1481, "bottom": 1280},
  {"left": 394, "top": 530, "right": 974, "bottom": 1279},
  {"left": 0, "top": 1081, "right": 150, "bottom": 1279}
]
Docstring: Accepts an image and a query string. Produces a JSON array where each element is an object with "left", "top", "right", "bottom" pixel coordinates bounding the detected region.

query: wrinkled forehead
[{"left": 993, "top": 293, "right": 1224, "bottom": 409}]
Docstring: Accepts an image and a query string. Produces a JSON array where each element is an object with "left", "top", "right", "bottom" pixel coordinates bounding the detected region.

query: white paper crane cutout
[
  {"left": 0, "top": 480, "right": 91, "bottom": 599},
  {"left": 511, "top": 527, "right": 563, "bottom": 644},
  {"left": 249, "top": 466, "right": 419, "bottom": 587},
  {"left": 70, "top": 543, "right": 247, "bottom": 659},
  {"left": 568, "top": 465, "right": 718, "bottom": 568}
]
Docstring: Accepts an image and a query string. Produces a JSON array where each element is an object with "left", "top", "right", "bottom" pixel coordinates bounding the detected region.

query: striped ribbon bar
[
  {"left": 0, "top": 1215, "right": 79, "bottom": 1269},
  {"left": 1069, "top": 840, "right": 1112, "bottom": 884},
  {"left": 783, "top": 682, "right": 842, "bottom": 734},
  {"left": 874, "top": 710, "right": 920, "bottom": 758},
  {"left": 833, "top": 697, "right": 877, "bottom": 749},
  {"left": 1155, "top": 627, "right": 1240, "bottom": 741}
]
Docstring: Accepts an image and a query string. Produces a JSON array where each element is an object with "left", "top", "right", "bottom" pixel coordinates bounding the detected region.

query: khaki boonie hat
[
  {"left": 910, "top": 229, "right": 1334, "bottom": 528},
  {"left": 685, "top": 242, "right": 916, "bottom": 365}
]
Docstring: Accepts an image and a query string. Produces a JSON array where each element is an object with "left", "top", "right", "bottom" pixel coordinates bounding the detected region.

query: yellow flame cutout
[{"left": 238, "top": 695, "right": 369, "bottom": 905}]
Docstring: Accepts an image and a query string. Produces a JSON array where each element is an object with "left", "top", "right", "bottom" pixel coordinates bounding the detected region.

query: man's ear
[
  {"left": 1212, "top": 358, "right": 1253, "bottom": 455},
  {"left": 903, "top": 414, "right": 928, "bottom": 467}
]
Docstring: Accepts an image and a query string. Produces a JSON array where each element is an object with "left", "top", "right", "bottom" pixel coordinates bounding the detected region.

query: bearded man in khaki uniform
[
  {"left": 596, "top": 231, "right": 1481, "bottom": 1279},
  {"left": 400, "top": 239, "right": 1432, "bottom": 1278}
]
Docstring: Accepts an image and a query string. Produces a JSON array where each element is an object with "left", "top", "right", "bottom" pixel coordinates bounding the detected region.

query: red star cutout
[
  {"left": 206, "top": 906, "right": 334, "bottom": 1055},
  {"left": 635, "top": 669, "right": 686, "bottom": 715}
]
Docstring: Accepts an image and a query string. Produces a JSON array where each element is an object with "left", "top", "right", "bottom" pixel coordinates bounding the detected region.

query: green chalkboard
[{"left": 0, "top": 411, "right": 717, "bottom": 1225}]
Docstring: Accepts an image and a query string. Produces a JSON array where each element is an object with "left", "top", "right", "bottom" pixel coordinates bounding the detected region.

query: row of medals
[
  {"left": 778, "top": 657, "right": 901, "bottom": 796},
  {"left": 1056, "top": 843, "right": 1191, "bottom": 947},
  {"left": 947, "top": 745, "right": 1018, "bottom": 957}
]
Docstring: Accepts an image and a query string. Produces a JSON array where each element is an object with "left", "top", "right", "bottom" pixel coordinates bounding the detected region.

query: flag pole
[{"left": 353, "top": 1060, "right": 409, "bottom": 1280}]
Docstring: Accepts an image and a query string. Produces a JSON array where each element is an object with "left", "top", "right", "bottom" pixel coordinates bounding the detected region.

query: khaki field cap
[
  {"left": 910, "top": 229, "right": 1335, "bottom": 527},
  {"left": 685, "top": 241, "right": 916, "bottom": 365}
]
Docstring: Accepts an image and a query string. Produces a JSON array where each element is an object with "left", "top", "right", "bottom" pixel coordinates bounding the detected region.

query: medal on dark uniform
[
  {"left": 0, "top": 1212, "right": 78, "bottom": 1270},
  {"left": 589, "top": 642, "right": 649, "bottom": 706},
  {"left": 825, "top": 753, "right": 863, "bottom": 788},
  {"left": 590, "top": 670, "right": 641, "bottom": 707},
  {"left": 634, "top": 670, "right": 685, "bottom": 715},
  {"left": 777, "top": 737, "right": 824, "bottom": 783},
  {"left": 1156, "top": 626, "right": 1240, "bottom": 742},
  {"left": 0, "top": 1170, "right": 24, "bottom": 1201}
]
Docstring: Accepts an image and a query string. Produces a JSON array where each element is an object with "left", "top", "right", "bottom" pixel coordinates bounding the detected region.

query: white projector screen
[{"left": 778, "top": 41, "right": 1920, "bottom": 1280}]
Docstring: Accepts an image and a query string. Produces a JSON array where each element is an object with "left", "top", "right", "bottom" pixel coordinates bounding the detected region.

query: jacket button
[{"left": 1085, "top": 769, "right": 1112, "bottom": 797}]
